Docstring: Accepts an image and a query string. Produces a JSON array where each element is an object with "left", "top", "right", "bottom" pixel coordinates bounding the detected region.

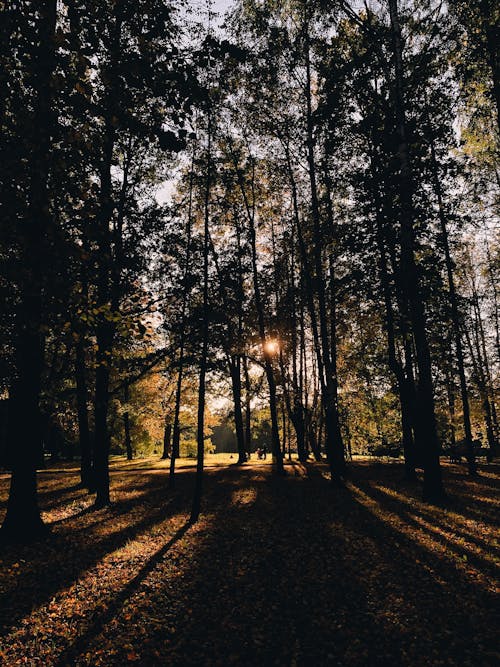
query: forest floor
[{"left": 0, "top": 458, "right": 498, "bottom": 666}]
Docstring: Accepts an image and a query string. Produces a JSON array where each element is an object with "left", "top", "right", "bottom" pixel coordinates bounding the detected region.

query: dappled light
[
  {"left": 1, "top": 0, "right": 499, "bottom": 664},
  {"left": 1, "top": 460, "right": 498, "bottom": 665}
]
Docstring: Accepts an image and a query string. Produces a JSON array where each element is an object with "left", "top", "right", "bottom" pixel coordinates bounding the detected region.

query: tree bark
[
  {"left": 304, "top": 17, "right": 345, "bottom": 481},
  {"left": 169, "top": 145, "right": 195, "bottom": 488},
  {"left": 429, "top": 137, "right": 476, "bottom": 474},
  {"left": 388, "top": 0, "right": 444, "bottom": 502},
  {"left": 243, "top": 355, "right": 252, "bottom": 457},
  {"left": 229, "top": 356, "right": 247, "bottom": 464},
  {"left": 123, "top": 382, "right": 132, "bottom": 461},
  {"left": 231, "top": 149, "right": 284, "bottom": 474},
  {"left": 191, "top": 111, "right": 212, "bottom": 523},
  {"left": 75, "top": 332, "right": 93, "bottom": 488},
  {"left": 1, "top": 0, "right": 57, "bottom": 542},
  {"left": 93, "top": 118, "right": 115, "bottom": 509},
  {"left": 162, "top": 419, "right": 172, "bottom": 460}
]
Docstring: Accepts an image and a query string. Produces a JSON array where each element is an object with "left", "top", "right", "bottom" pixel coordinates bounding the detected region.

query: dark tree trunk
[
  {"left": 467, "top": 247, "right": 499, "bottom": 446},
  {"left": 93, "top": 119, "right": 116, "bottom": 509},
  {"left": 243, "top": 355, "right": 252, "bottom": 457},
  {"left": 1, "top": 0, "right": 57, "bottom": 542},
  {"left": 484, "top": 234, "right": 500, "bottom": 368},
  {"left": 465, "top": 310, "right": 497, "bottom": 456},
  {"left": 123, "top": 383, "right": 132, "bottom": 461},
  {"left": 232, "top": 151, "right": 284, "bottom": 474},
  {"left": 75, "top": 332, "right": 93, "bottom": 489},
  {"left": 191, "top": 112, "right": 212, "bottom": 523},
  {"left": 388, "top": 0, "right": 444, "bottom": 502},
  {"left": 368, "top": 141, "right": 416, "bottom": 480},
  {"left": 169, "top": 145, "right": 195, "bottom": 488},
  {"left": 284, "top": 141, "right": 324, "bottom": 462},
  {"left": 480, "top": 0, "right": 500, "bottom": 134},
  {"left": 444, "top": 351, "right": 457, "bottom": 449},
  {"left": 304, "top": 19, "right": 345, "bottom": 481},
  {"left": 429, "top": 138, "right": 477, "bottom": 475},
  {"left": 162, "top": 419, "right": 172, "bottom": 460},
  {"left": 229, "top": 357, "right": 247, "bottom": 465}
]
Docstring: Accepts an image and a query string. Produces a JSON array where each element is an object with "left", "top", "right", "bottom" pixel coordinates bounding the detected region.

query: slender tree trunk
[
  {"left": 467, "top": 249, "right": 499, "bottom": 443},
  {"left": 309, "top": 359, "right": 322, "bottom": 461},
  {"left": 1, "top": 0, "right": 57, "bottom": 542},
  {"left": 75, "top": 332, "right": 93, "bottom": 488},
  {"left": 232, "top": 151, "right": 284, "bottom": 474},
  {"left": 368, "top": 146, "right": 416, "bottom": 479},
  {"left": 480, "top": 0, "right": 500, "bottom": 134},
  {"left": 444, "top": 349, "right": 457, "bottom": 449},
  {"left": 388, "top": 0, "right": 444, "bottom": 501},
  {"left": 284, "top": 141, "right": 323, "bottom": 461},
  {"left": 288, "top": 222, "right": 307, "bottom": 462},
  {"left": 304, "top": 20, "right": 345, "bottom": 481},
  {"left": 191, "top": 111, "right": 212, "bottom": 523},
  {"left": 229, "top": 356, "right": 247, "bottom": 464},
  {"left": 243, "top": 354, "right": 252, "bottom": 457},
  {"left": 429, "top": 138, "right": 477, "bottom": 474},
  {"left": 169, "top": 145, "right": 196, "bottom": 488},
  {"left": 162, "top": 419, "right": 172, "bottom": 460},
  {"left": 484, "top": 233, "right": 500, "bottom": 367},
  {"left": 123, "top": 382, "right": 132, "bottom": 461},
  {"left": 93, "top": 119, "right": 115, "bottom": 509},
  {"left": 464, "top": 324, "right": 496, "bottom": 454}
]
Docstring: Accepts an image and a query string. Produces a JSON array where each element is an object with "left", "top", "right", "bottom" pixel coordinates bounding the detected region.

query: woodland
[{"left": 0, "top": 0, "right": 499, "bottom": 665}]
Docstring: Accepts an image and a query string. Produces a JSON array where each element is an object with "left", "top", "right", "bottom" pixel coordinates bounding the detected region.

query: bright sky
[
  {"left": 187, "top": 0, "right": 234, "bottom": 20},
  {"left": 212, "top": 0, "right": 233, "bottom": 11}
]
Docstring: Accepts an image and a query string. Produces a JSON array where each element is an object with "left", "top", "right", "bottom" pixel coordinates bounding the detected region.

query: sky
[{"left": 192, "top": 0, "right": 234, "bottom": 25}]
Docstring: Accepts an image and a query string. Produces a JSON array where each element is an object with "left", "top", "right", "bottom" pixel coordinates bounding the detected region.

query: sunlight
[
  {"left": 347, "top": 482, "right": 497, "bottom": 592},
  {"left": 263, "top": 339, "right": 280, "bottom": 355},
  {"left": 231, "top": 487, "right": 258, "bottom": 507}
]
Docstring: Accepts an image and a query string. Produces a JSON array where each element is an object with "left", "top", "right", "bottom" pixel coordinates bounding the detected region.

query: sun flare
[{"left": 263, "top": 339, "right": 280, "bottom": 355}]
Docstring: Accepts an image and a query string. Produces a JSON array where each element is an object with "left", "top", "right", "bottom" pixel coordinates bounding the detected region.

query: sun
[{"left": 263, "top": 339, "right": 279, "bottom": 355}]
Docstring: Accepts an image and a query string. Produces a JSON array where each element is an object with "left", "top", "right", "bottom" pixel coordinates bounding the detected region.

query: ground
[{"left": 0, "top": 456, "right": 498, "bottom": 666}]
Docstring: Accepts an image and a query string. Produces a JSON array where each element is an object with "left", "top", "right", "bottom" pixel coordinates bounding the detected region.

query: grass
[{"left": 0, "top": 458, "right": 498, "bottom": 666}]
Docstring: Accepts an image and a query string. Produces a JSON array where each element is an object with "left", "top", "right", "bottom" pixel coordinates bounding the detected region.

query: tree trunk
[
  {"left": 169, "top": 145, "right": 195, "bottom": 488},
  {"left": 304, "top": 19, "right": 345, "bottom": 481},
  {"left": 1, "top": 0, "right": 57, "bottom": 542},
  {"left": 123, "top": 382, "right": 132, "bottom": 461},
  {"left": 75, "top": 332, "right": 93, "bottom": 489},
  {"left": 232, "top": 150, "right": 284, "bottom": 474},
  {"left": 429, "top": 137, "right": 476, "bottom": 474},
  {"left": 191, "top": 112, "right": 212, "bottom": 523},
  {"left": 229, "top": 356, "right": 247, "bottom": 464},
  {"left": 480, "top": 0, "right": 500, "bottom": 134},
  {"left": 243, "top": 355, "right": 252, "bottom": 457},
  {"left": 284, "top": 141, "right": 323, "bottom": 462},
  {"left": 368, "top": 148, "right": 416, "bottom": 479},
  {"left": 162, "top": 419, "right": 172, "bottom": 460},
  {"left": 388, "top": 0, "right": 444, "bottom": 502},
  {"left": 464, "top": 324, "right": 496, "bottom": 454},
  {"left": 93, "top": 118, "right": 116, "bottom": 509},
  {"left": 484, "top": 233, "right": 500, "bottom": 368}
]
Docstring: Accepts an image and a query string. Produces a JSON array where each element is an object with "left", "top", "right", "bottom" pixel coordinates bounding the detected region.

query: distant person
[{"left": 262, "top": 445, "right": 267, "bottom": 460}]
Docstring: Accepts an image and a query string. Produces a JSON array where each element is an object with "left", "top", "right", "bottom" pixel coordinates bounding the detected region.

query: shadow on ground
[{"left": 0, "top": 461, "right": 498, "bottom": 666}]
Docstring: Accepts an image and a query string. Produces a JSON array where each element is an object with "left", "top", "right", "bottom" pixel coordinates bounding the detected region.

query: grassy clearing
[{"left": 0, "top": 460, "right": 498, "bottom": 666}]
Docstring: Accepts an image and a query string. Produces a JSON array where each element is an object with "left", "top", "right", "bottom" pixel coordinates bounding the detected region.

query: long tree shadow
[
  {"left": 55, "top": 463, "right": 498, "bottom": 666},
  {"left": 349, "top": 480, "right": 500, "bottom": 582},
  {"left": 53, "top": 521, "right": 191, "bottom": 667},
  {"left": 0, "top": 471, "right": 192, "bottom": 636},
  {"left": 366, "top": 479, "right": 499, "bottom": 550},
  {"left": 1, "top": 463, "right": 498, "bottom": 666}
]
